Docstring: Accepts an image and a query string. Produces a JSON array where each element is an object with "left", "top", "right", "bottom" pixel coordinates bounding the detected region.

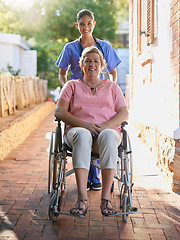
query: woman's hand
[
  {"left": 84, "top": 123, "right": 110, "bottom": 137},
  {"left": 85, "top": 123, "right": 102, "bottom": 137}
]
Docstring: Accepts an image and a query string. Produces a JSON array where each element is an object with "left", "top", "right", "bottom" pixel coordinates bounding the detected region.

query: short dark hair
[{"left": 77, "top": 9, "right": 94, "bottom": 22}]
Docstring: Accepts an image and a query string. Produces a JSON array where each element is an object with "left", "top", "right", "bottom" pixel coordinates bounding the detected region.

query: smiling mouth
[{"left": 83, "top": 30, "right": 90, "bottom": 33}]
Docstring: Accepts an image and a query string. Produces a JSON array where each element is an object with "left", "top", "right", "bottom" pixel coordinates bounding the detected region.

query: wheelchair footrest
[
  {"left": 108, "top": 207, "right": 138, "bottom": 217},
  {"left": 51, "top": 209, "right": 83, "bottom": 218}
]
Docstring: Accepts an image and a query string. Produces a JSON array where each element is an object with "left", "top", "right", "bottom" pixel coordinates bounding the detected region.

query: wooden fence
[{"left": 0, "top": 75, "right": 48, "bottom": 117}]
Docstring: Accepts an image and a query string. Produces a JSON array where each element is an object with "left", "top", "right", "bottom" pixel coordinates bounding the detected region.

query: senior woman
[{"left": 55, "top": 46, "right": 128, "bottom": 217}]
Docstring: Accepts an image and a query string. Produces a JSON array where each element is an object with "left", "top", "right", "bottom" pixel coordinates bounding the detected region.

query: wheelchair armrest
[{"left": 120, "top": 122, "right": 128, "bottom": 151}]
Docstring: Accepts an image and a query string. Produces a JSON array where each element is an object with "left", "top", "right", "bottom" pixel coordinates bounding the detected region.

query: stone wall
[
  {"left": 133, "top": 121, "right": 180, "bottom": 192},
  {"left": 0, "top": 102, "right": 55, "bottom": 160},
  {"left": 171, "top": 141, "right": 180, "bottom": 192}
]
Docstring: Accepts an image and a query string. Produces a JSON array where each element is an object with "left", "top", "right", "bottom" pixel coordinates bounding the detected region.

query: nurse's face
[{"left": 76, "top": 15, "right": 96, "bottom": 37}]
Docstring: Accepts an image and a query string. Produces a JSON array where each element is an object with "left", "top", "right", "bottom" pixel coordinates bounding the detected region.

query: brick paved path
[{"left": 0, "top": 111, "right": 179, "bottom": 240}]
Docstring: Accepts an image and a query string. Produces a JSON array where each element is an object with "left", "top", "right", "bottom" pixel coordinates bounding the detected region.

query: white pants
[{"left": 64, "top": 128, "right": 121, "bottom": 170}]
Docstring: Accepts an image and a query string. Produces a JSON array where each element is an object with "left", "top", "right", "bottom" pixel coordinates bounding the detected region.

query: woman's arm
[
  {"left": 55, "top": 99, "right": 84, "bottom": 127},
  {"left": 100, "top": 106, "right": 129, "bottom": 130},
  {"left": 55, "top": 99, "right": 102, "bottom": 135},
  {"left": 109, "top": 68, "right": 117, "bottom": 82},
  {"left": 59, "top": 69, "right": 67, "bottom": 86}
]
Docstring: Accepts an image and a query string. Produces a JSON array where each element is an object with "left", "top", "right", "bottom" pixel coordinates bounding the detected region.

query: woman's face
[
  {"left": 76, "top": 15, "right": 96, "bottom": 37},
  {"left": 82, "top": 52, "right": 102, "bottom": 79}
]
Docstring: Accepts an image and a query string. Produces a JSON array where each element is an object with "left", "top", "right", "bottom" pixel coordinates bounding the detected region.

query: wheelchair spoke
[{"left": 48, "top": 130, "right": 54, "bottom": 194}]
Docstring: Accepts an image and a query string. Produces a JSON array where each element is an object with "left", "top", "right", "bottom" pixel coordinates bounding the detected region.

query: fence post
[{"left": 0, "top": 75, "right": 3, "bottom": 117}]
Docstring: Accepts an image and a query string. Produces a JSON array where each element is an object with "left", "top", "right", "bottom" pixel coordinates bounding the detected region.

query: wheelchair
[{"left": 48, "top": 119, "right": 138, "bottom": 222}]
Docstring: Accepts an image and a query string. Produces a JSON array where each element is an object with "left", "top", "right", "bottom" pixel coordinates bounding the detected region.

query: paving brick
[
  {"left": 33, "top": 209, "right": 48, "bottom": 220},
  {"left": 42, "top": 224, "right": 59, "bottom": 238},
  {"left": 131, "top": 217, "right": 147, "bottom": 228},
  {"left": 166, "top": 237, "right": 180, "bottom": 240},
  {"left": 159, "top": 193, "right": 175, "bottom": 202},
  {"left": 120, "top": 232, "right": 151, "bottom": 240},
  {"left": 73, "top": 228, "right": 89, "bottom": 239},
  {"left": 90, "top": 220, "right": 116, "bottom": 228},
  {"left": 134, "top": 228, "right": 164, "bottom": 235},
  {"left": 102, "top": 226, "right": 119, "bottom": 239},
  {"left": 13, "top": 225, "right": 26, "bottom": 240},
  {"left": 24, "top": 230, "right": 43, "bottom": 240},
  {"left": 150, "top": 234, "right": 166, "bottom": 240},
  {"left": 163, "top": 228, "right": 180, "bottom": 237},
  {"left": 155, "top": 209, "right": 176, "bottom": 226},
  {"left": 89, "top": 231, "right": 103, "bottom": 240},
  {"left": 143, "top": 213, "right": 159, "bottom": 226},
  {"left": 57, "top": 229, "right": 73, "bottom": 239},
  {"left": 16, "top": 212, "right": 34, "bottom": 226},
  {"left": 118, "top": 222, "right": 132, "bottom": 230},
  {"left": 137, "top": 196, "right": 151, "bottom": 205},
  {"left": 0, "top": 205, "right": 12, "bottom": 215},
  {"left": 89, "top": 210, "right": 104, "bottom": 221}
]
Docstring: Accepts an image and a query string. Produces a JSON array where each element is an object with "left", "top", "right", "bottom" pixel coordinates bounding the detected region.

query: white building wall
[
  {"left": 20, "top": 50, "right": 37, "bottom": 76},
  {"left": 129, "top": 0, "right": 178, "bottom": 138},
  {"left": 0, "top": 43, "right": 14, "bottom": 69},
  {"left": 12, "top": 45, "right": 21, "bottom": 71},
  {"left": 0, "top": 32, "right": 37, "bottom": 76},
  {"left": 116, "top": 48, "right": 129, "bottom": 95}
]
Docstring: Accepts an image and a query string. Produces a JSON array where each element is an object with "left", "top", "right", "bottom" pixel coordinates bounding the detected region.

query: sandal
[
  {"left": 101, "top": 199, "right": 117, "bottom": 216},
  {"left": 70, "top": 199, "right": 88, "bottom": 217}
]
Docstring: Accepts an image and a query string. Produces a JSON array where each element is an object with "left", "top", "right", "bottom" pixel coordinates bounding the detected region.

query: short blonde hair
[{"left": 79, "top": 46, "right": 106, "bottom": 71}]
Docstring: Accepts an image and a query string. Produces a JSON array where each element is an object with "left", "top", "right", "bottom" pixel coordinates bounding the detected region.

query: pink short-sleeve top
[{"left": 59, "top": 79, "right": 126, "bottom": 133}]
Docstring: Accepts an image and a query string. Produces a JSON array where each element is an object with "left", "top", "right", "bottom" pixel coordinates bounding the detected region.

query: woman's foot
[
  {"left": 70, "top": 199, "right": 88, "bottom": 217},
  {"left": 101, "top": 199, "right": 117, "bottom": 216}
]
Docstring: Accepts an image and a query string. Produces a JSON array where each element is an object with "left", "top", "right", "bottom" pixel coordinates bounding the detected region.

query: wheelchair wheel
[
  {"left": 122, "top": 194, "right": 128, "bottom": 222},
  {"left": 116, "top": 156, "right": 122, "bottom": 194},
  {"left": 48, "top": 193, "right": 59, "bottom": 221},
  {"left": 48, "top": 130, "right": 54, "bottom": 194},
  {"left": 52, "top": 126, "right": 61, "bottom": 188},
  {"left": 126, "top": 134, "right": 133, "bottom": 186}
]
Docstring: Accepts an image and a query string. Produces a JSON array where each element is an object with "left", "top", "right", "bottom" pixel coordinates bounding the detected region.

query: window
[
  {"left": 137, "top": 0, "right": 142, "bottom": 54},
  {"left": 137, "top": 0, "right": 157, "bottom": 53},
  {"left": 147, "top": 0, "right": 156, "bottom": 45}
]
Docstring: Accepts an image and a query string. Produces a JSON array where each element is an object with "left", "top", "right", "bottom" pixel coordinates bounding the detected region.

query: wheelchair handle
[{"left": 121, "top": 121, "right": 128, "bottom": 129}]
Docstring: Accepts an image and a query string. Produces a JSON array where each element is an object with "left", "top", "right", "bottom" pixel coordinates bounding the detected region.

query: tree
[
  {"left": 26, "top": 0, "right": 121, "bottom": 43},
  {"left": 0, "top": 0, "right": 129, "bottom": 88},
  {"left": 0, "top": 0, "right": 42, "bottom": 39},
  {"left": 0, "top": 0, "right": 125, "bottom": 43},
  {"left": 32, "top": 40, "right": 66, "bottom": 88}
]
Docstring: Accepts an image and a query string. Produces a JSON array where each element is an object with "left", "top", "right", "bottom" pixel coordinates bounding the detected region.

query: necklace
[
  {"left": 83, "top": 80, "right": 100, "bottom": 89},
  {"left": 82, "top": 80, "right": 100, "bottom": 95},
  {"left": 90, "top": 87, "right": 96, "bottom": 95}
]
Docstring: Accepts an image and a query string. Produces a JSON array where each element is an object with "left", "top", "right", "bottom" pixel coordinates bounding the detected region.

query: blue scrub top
[{"left": 56, "top": 38, "right": 121, "bottom": 80}]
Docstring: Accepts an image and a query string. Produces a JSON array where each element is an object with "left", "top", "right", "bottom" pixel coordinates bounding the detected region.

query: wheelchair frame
[{"left": 48, "top": 119, "right": 138, "bottom": 222}]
